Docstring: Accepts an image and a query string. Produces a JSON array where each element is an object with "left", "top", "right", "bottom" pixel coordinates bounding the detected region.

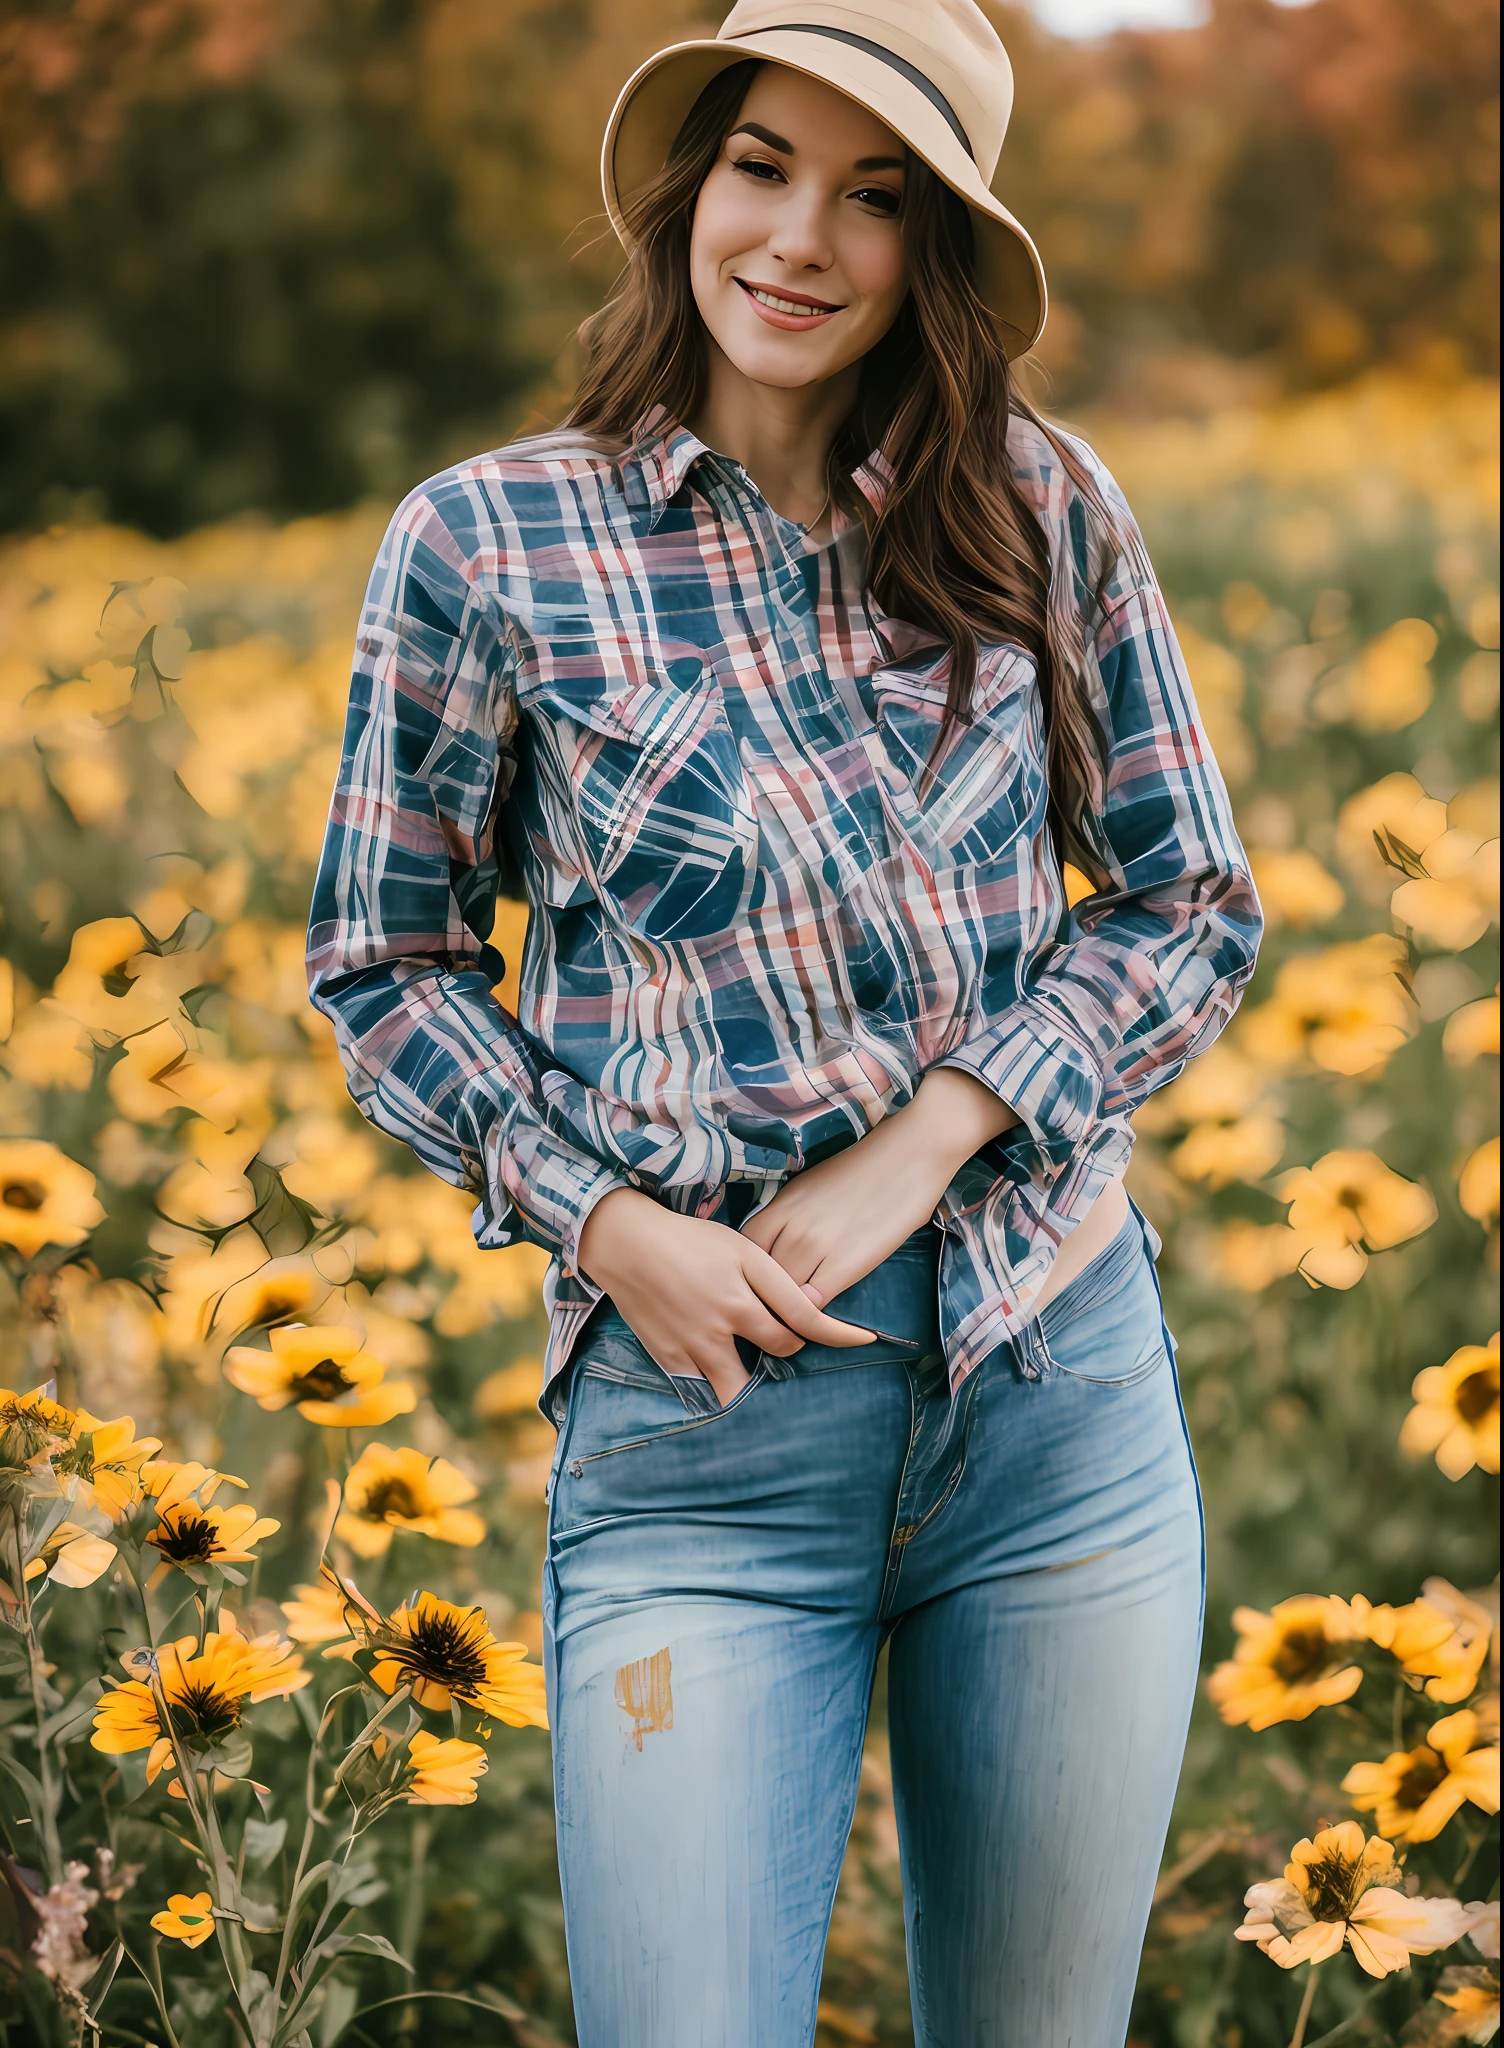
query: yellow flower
[
  {"left": 1210, "top": 1217, "right": 1307, "bottom": 1292},
  {"left": 1444, "top": 993, "right": 1500, "bottom": 1065},
  {"left": 1239, "top": 935, "right": 1418, "bottom": 1077},
  {"left": 1248, "top": 847, "right": 1345, "bottom": 928},
  {"left": 210, "top": 1254, "right": 332, "bottom": 1338},
  {"left": 53, "top": 1410, "right": 163, "bottom": 1519},
  {"left": 1352, "top": 1596, "right": 1492, "bottom": 1704},
  {"left": 405, "top": 1731, "right": 489, "bottom": 1805},
  {"left": 336, "top": 1445, "right": 485, "bottom": 1558},
  {"left": 1391, "top": 830, "right": 1500, "bottom": 953},
  {"left": 91, "top": 1616, "right": 309, "bottom": 1783},
  {"left": 22, "top": 1520, "right": 118, "bottom": 1590},
  {"left": 1422, "top": 1581, "right": 1501, "bottom": 1691},
  {"left": 1401, "top": 1335, "right": 1501, "bottom": 1480},
  {"left": 1206, "top": 1596, "right": 1365, "bottom": 1729},
  {"left": 1342, "top": 1709, "right": 1500, "bottom": 1842},
  {"left": 1350, "top": 618, "right": 1438, "bottom": 732},
  {"left": 50, "top": 917, "right": 204, "bottom": 1044},
  {"left": 362, "top": 1591, "right": 548, "bottom": 1727},
  {"left": 0, "top": 1140, "right": 105, "bottom": 1259},
  {"left": 279, "top": 1577, "right": 355, "bottom": 1646},
  {"left": 474, "top": 1357, "right": 546, "bottom": 1421},
  {"left": 1335, "top": 773, "right": 1449, "bottom": 897},
  {"left": 0, "top": 1385, "right": 75, "bottom": 1469},
  {"left": 1458, "top": 1138, "right": 1501, "bottom": 1226},
  {"left": 1171, "top": 1115, "right": 1285, "bottom": 1189},
  {"left": 147, "top": 1496, "right": 279, "bottom": 1571},
  {"left": 150, "top": 1891, "right": 216, "bottom": 1949},
  {"left": 1426, "top": 1971, "right": 1501, "bottom": 2045},
  {"left": 224, "top": 1324, "right": 417, "bottom": 1427},
  {"left": 1275, "top": 1149, "right": 1437, "bottom": 1289},
  {"left": 1235, "top": 1821, "right": 1467, "bottom": 1975}
]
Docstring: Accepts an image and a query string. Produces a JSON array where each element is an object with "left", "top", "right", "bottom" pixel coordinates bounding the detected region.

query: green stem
[
  {"left": 1452, "top": 1820, "right": 1484, "bottom": 1890},
  {"left": 13, "top": 1505, "right": 64, "bottom": 1885},
  {"left": 331, "top": 1685, "right": 413, "bottom": 1794},
  {"left": 270, "top": 1683, "right": 369, "bottom": 2008},
  {"left": 393, "top": 1811, "right": 431, "bottom": 2038},
  {"left": 125, "top": 1935, "right": 186, "bottom": 2048},
  {"left": 1391, "top": 1675, "right": 1405, "bottom": 1754},
  {"left": 1287, "top": 1964, "right": 1319, "bottom": 2048}
]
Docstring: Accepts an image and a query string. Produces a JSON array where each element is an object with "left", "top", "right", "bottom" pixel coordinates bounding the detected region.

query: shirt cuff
[
  {"left": 478, "top": 1118, "right": 633, "bottom": 1270},
  {"left": 933, "top": 996, "right": 1105, "bottom": 1164}
]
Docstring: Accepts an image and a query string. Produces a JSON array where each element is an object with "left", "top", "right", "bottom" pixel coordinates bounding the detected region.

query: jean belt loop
[{"left": 1014, "top": 1318, "right": 1050, "bottom": 1384}]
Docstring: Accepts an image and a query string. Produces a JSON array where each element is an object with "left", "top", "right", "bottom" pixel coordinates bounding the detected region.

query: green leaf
[
  {"left": 242, "top": 1815, "right": 287, "bottom": 1869},
  {"left": 316, "top": 1979, "right": 359, "bottom": 2048},
  {"left": 325, "top": 1859, "right": 386, "bottom": 1911},
  {"left": 0, "top": 1745, "right": 47, "bottom": 1823},
  {"left": 40, "top": 1675, "right": 102, "bottom": 1747},
  {"left": 310, "top": 1931, "right": 410, "bottom": 1969},
  {"left": 198, "top": 1732, "right": 254, "bottom": 1778},
  {"left": 79, "top": 1937, "right": 124, "bottom": 2013}
]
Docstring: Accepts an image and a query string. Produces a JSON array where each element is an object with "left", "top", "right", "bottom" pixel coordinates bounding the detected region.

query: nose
[{"left": 763, "top": 185, "right": 836, "bottom": 278}]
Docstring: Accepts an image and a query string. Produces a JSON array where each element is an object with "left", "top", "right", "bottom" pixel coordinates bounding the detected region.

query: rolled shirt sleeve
[
  {"left": 935, "top": 445, "right": 1264, "bottom": 1166},
  {"left": 305, "top": 486, "right": 630, "bottom": 1270}
]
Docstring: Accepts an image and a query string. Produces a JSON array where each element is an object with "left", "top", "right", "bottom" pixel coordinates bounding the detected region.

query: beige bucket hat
[{"left": 601, "top": 0, "right": 1047, "bottom": 357}]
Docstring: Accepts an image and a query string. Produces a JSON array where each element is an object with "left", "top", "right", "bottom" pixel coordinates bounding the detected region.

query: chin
[{"left": 715, "top": 320, "right": 845, "bottom": 390}]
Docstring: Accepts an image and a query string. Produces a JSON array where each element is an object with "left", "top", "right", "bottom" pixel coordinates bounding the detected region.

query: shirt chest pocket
[
  {"left": 870, "top": 644, "right": 1046, "bottom": 871},
  {"left": 520, "top": 651, "right": 760, "bottom": 944}
]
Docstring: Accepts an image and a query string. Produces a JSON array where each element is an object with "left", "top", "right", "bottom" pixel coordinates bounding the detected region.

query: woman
[{"left": 308, "top": 1, "right": 1262, "bottom": 2039}]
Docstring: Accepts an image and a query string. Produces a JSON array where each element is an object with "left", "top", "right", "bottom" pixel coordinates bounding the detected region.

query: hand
[
  {"left": 575, "top": 1189, "right": 878, "bottom": 1408},
  {"left": 739, "top": 1067, "right": 1020, "bottom": 1305}
]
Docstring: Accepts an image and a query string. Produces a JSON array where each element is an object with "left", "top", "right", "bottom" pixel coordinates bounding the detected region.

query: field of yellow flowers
[{"left": 0, "top": 366, "right": 1498, "bottom": 2048}]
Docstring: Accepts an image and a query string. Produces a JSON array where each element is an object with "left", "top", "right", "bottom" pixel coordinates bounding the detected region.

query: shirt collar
[
  {"left": 624, "top": 403, "right": 891, "bottom": 534},
  {"left": 624, "top": 405, "right": 716, "bottom": 532}
]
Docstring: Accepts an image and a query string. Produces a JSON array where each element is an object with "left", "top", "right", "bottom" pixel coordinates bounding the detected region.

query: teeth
[{"left": 746, "top": 285, "right": 832, "bottom": 316}]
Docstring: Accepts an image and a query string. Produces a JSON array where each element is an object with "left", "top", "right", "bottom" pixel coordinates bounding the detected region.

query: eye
[
  {"left": 730, "top": 155, "right": 786, "bottom": 184},
  {"left": 851, "top": 185, "right": 902, "bottom": 216}
]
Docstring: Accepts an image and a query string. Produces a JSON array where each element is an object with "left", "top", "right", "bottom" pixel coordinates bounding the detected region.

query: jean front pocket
[{"left": 1033, "top": 1234, "right": 1169, "bottom": 1388}]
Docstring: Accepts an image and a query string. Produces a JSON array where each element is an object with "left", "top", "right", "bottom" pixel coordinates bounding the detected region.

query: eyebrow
[{"left": 729, "top": 122, "right": 905, "bottom": 173}]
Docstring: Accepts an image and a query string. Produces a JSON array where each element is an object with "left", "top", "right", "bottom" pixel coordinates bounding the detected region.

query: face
[{"left": 689, "top": 66, "right": 910, "bottom": 394}]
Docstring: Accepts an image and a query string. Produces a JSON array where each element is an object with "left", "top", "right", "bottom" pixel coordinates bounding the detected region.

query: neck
[{"left": 687, "top": 341, "right": 857, "bottom": 533}]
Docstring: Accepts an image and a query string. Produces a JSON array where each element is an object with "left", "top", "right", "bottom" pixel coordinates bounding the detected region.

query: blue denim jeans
[{"left": 542, "top": 1207, "right": 1204, "bottom": 2047}]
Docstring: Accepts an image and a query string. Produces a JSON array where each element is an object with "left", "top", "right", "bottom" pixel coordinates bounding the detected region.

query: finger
[
  {"left": 737, "top": 1206, "right": 779, "bottom": 1251},
  {"left": 803, "top": 1256, "right": 867, "bottom": 1308},
  {"left": 734, "top": 1300, "right": 808, "bottom": 1357},
  {"left": 693, "top": 1343, "right": 753, "bottom": 1408},
  {"left": 742, "top": 1248, "right": 875, "bottom": 1347}
]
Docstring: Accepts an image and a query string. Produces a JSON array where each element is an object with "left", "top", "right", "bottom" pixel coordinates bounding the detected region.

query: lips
[{"left": 733, "top": 277, "right": 845, "bottom": 329}]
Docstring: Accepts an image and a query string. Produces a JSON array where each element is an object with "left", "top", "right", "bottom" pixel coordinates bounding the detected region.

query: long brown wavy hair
[{"left": 565, "top": 59, "right": 1123, "bottom": 876}]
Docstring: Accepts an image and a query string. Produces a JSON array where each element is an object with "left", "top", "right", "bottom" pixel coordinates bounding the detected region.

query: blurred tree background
[
  {"left": 0, "top": 3, "right": 1497, "bottom": 2046},
  {"left": 0, "top": 0, "right": 1495, "bottom": 533}
]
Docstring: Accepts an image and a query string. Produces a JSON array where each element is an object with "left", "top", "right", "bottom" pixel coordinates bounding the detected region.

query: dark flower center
[
  {"left": 362, "top": 1480, "right": 420, "bottom": 1522},
  {"left": 53, "top": 1432, "right": 96, "bottom": 1482},
  {"left": 1300, "top": 1849, "right": 1361, "bottom": 1922},
  {"left": 256, "top": 1290, "right": 305, "bottom": 1321},
  {"left": 169, "top": 1683, "right": 242, "bottom": 1745},
  {"left": 386, "top": 1611, "right": 488, "bottom": 1696},
  {"left": 1456, "top": 1367, "right": 1499, "bottom": 1426},
  {"left": 290, "top": 1359, "right": 354, "bottom": 1402},
  {"left": 3, "top": 1178, "right": 45, "bottom": 1211},
  {"left": 153, "top": 1513, "right": 218, "bottom": 1562},
  {"left": 1, "top": 1402, "right": 56, "bottom": 1463},
  {"left": 1272, "top": 1626, "right": 1329, "bottom": 1684},
  {"left": 1394, "top": 1750, "right": 1448, "bottom": 1812}
]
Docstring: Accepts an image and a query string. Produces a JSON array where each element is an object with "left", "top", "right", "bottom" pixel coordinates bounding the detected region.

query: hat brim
[{"left": 601, "top": 31, "right": 1046, "bottom": 358}]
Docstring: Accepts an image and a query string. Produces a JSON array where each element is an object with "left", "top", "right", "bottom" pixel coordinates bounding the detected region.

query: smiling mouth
[{"left": 734, "top": 278, "right": 844, "bottom": 316}]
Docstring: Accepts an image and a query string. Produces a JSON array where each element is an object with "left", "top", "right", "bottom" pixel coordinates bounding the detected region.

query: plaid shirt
[{"left": 308, "top": 405, "right": 1261, "bottom": 1401}]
